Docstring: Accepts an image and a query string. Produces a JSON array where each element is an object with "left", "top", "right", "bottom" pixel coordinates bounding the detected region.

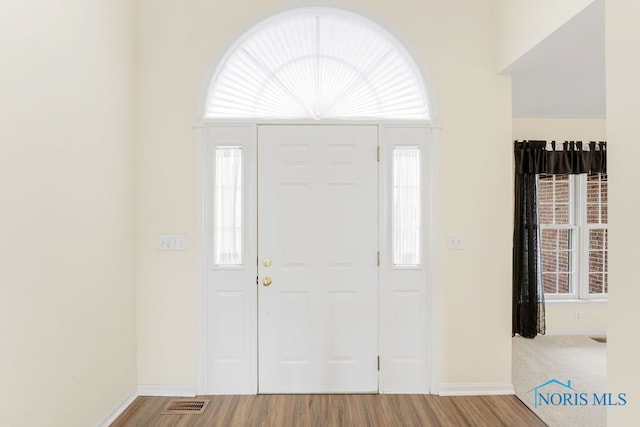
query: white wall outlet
[
  {"left": 448, "top": 234, "right": 464, "bottom": 250},
  {"left": 158, "top": 234, "right": 187, "bottom": 251}
]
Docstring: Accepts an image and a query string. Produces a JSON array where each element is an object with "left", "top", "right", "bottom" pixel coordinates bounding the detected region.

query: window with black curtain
[{"left": 513, "top": 141, "right": 607, "bottom": 338}]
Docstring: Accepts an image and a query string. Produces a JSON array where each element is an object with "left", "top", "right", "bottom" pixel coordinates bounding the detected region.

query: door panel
[
  {"left": 205, "top": 125, "right": 257, "bottom": 394},
  {"left": 257, "top": 125, "right": 378, "bottom": 393}
]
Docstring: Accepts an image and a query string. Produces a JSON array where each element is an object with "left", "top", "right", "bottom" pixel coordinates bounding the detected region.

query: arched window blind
[{"left": 206, "top": 8, "right": 430, "bottom": 120}]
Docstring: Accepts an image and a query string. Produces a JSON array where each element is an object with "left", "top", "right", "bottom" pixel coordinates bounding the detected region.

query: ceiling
[{"left": 504, "top": 0, "right": 605, "bottom": 118}]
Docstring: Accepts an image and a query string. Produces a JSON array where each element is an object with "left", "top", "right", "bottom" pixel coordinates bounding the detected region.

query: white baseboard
[
  {"left": 95, "top": 384, "right": 198, "bottom": 426},
  {"left": 545, "top": 328, "right": 607, "bottom": 336},
  {"left": 137, "top": 384, "right": 197, "bottom": 397},
  {"left": 95, "top": 388, "right": 137, "bottom": 427},
  {"left": 439, "top": 383, "right": 515, "bottom": 396}
]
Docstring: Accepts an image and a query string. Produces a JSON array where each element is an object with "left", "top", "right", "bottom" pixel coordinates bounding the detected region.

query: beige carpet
[{"left": 512, "top": 335, "right": 607, "bottom": 427}]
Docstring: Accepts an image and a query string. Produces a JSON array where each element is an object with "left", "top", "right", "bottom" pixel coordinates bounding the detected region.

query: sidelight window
[
  {"left": 392, "top": 147, "right": 421, "bottom": 266},
  {"left": 214, "top": 147, "right": 243, "bottom": 266}
]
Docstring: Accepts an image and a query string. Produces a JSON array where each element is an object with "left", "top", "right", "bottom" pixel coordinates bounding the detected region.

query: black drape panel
[
  {"left": 513, "top": 142, "right": 546, "bottom": 338},
  {"left": 512, "top": 140, "right": 606, "bottom": 338}
]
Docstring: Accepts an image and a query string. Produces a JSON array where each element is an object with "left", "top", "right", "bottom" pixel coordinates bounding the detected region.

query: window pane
[
  {"left": 538, "top": 176, "right": 554, "bottom": 224},
  {"left": 589, "top": 273, "right": 608, "bottom": 294},
  {"left": 540, "top": 228, "right": 574, "bottom": 294},
  {"left": 589, "top": 228, "right": 606, "bottom": 250},
  {"left": 393, "top": 147, "right": 421, "bottom": 266},
  {"left": 542, "top": 273, "right": 558, "bottom": 295},
  {"left": 214, "top": 147, "right": 243, "bottom": 266},
  {"left": 558, "top": 273, "right": 571, "bottom": 294},
  {"left": 587, "top": 173, "right": 608, "bottom": 224},
  {"left": 588, "top": 228, "right": 608, "bottom": 294},
  {"left": 538, "top": 175, "right": 572, "bottom": 225},
  {"left": 589, "top": 249, "right": 604, "bottom": 272},
  {"left": 206, "top": 9, "right": 429, "bottom": 120}
]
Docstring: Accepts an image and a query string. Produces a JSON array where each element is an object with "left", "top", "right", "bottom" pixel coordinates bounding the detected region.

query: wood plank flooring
[{"left": 111, "top": 394, "right": 546, "bottom": 426}]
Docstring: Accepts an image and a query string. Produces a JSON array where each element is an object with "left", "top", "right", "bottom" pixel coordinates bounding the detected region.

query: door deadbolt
[
  {"left": 262, "top": 276, "right": 272, "bottom": 287},
  {"left": 263, "top": 258, "right": 272, "bottom": 268}
]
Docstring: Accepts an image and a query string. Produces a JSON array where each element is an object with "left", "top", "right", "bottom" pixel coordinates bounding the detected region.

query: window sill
[{"left": 545, "top": 299, "right": 607, "bottom": 304}]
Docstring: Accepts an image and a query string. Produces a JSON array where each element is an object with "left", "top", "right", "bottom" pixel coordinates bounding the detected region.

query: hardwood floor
[{"left": 111, "top": 394, "right": 546, "bottom": 426}]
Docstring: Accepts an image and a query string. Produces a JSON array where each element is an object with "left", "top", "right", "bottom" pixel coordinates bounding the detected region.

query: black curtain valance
[{"left": 514, "top": 140, "right": 607, "bottom": 175}]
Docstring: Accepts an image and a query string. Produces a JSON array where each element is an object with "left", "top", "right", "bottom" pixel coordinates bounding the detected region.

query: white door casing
[
  {"left": 199, "top": 122, "right": 435, "bottom": 394},
  {"left": 257, "top": 125, "right": 378, "bottom": 393}
]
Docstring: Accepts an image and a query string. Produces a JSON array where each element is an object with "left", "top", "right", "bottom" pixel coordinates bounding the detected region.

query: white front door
[{"left": 257, "top": 125, "right": 379, "bottom": 393}]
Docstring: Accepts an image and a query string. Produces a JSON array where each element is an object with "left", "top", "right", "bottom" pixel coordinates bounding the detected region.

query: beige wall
[
  {"left": 498, "top": 0, "right": 596, "bottom": 70},
  {"left": 513, "top": 118, "right": 607, "bottom": 333},
  {"left": 135, "top": 0, "right": 513, "bottom": 389},
  {"left": 0, "top": 1, "right": 136, "bottom": 426},
  {"left": 606, "top": 1, "right": 640, "bottom": 424},
  {"left": 513, "top": 117, "right": 606, "bottom": 142},
  {"left": 545, "top": 302, "right": 606, "bottom": 333}
]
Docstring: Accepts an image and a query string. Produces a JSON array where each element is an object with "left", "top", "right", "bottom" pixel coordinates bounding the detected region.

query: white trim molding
[
  {"left": 544, "top": 328, "right": 607, "bottom": 336},
  {"left": 137, "top": 384, "right": 197, "bottom": 397},
  {"left": 427, "top": 126, "right": 440, "bottom": 395},
  {"left": 94, "top": 388, "right": 137, "bottom": 427},
  {"left": 96, "top": 385, "right": 199, "bottom": 426},
  {"left": 439, "top": 383, "right": 515, "bottom": 396}
]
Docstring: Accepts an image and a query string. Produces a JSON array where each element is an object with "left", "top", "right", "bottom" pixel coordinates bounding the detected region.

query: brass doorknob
[{"left": 262, "top": 276, "right": 272, "bottom": 287}]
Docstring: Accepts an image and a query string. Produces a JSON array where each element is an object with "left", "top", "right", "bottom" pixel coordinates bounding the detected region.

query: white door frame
[{"left": 195, "top": 119, "right": 440, "bottom": 394}]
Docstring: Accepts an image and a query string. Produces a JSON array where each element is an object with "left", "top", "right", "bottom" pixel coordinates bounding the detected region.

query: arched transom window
[{"left": 206, "top": 7, "right": 430, "bottom": 120}]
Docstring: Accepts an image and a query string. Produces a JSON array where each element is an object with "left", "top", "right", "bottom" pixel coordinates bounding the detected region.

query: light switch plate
[
  {"left": 158, "top": 234, "right": 187, "bottom": 251},
  {"left": 448, "top": 234, "right": 464, "bottom": 250}
]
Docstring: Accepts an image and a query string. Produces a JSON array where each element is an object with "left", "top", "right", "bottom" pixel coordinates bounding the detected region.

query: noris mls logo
[{"left": 528, "top": 379, "right": 627, "bottom": 408}]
